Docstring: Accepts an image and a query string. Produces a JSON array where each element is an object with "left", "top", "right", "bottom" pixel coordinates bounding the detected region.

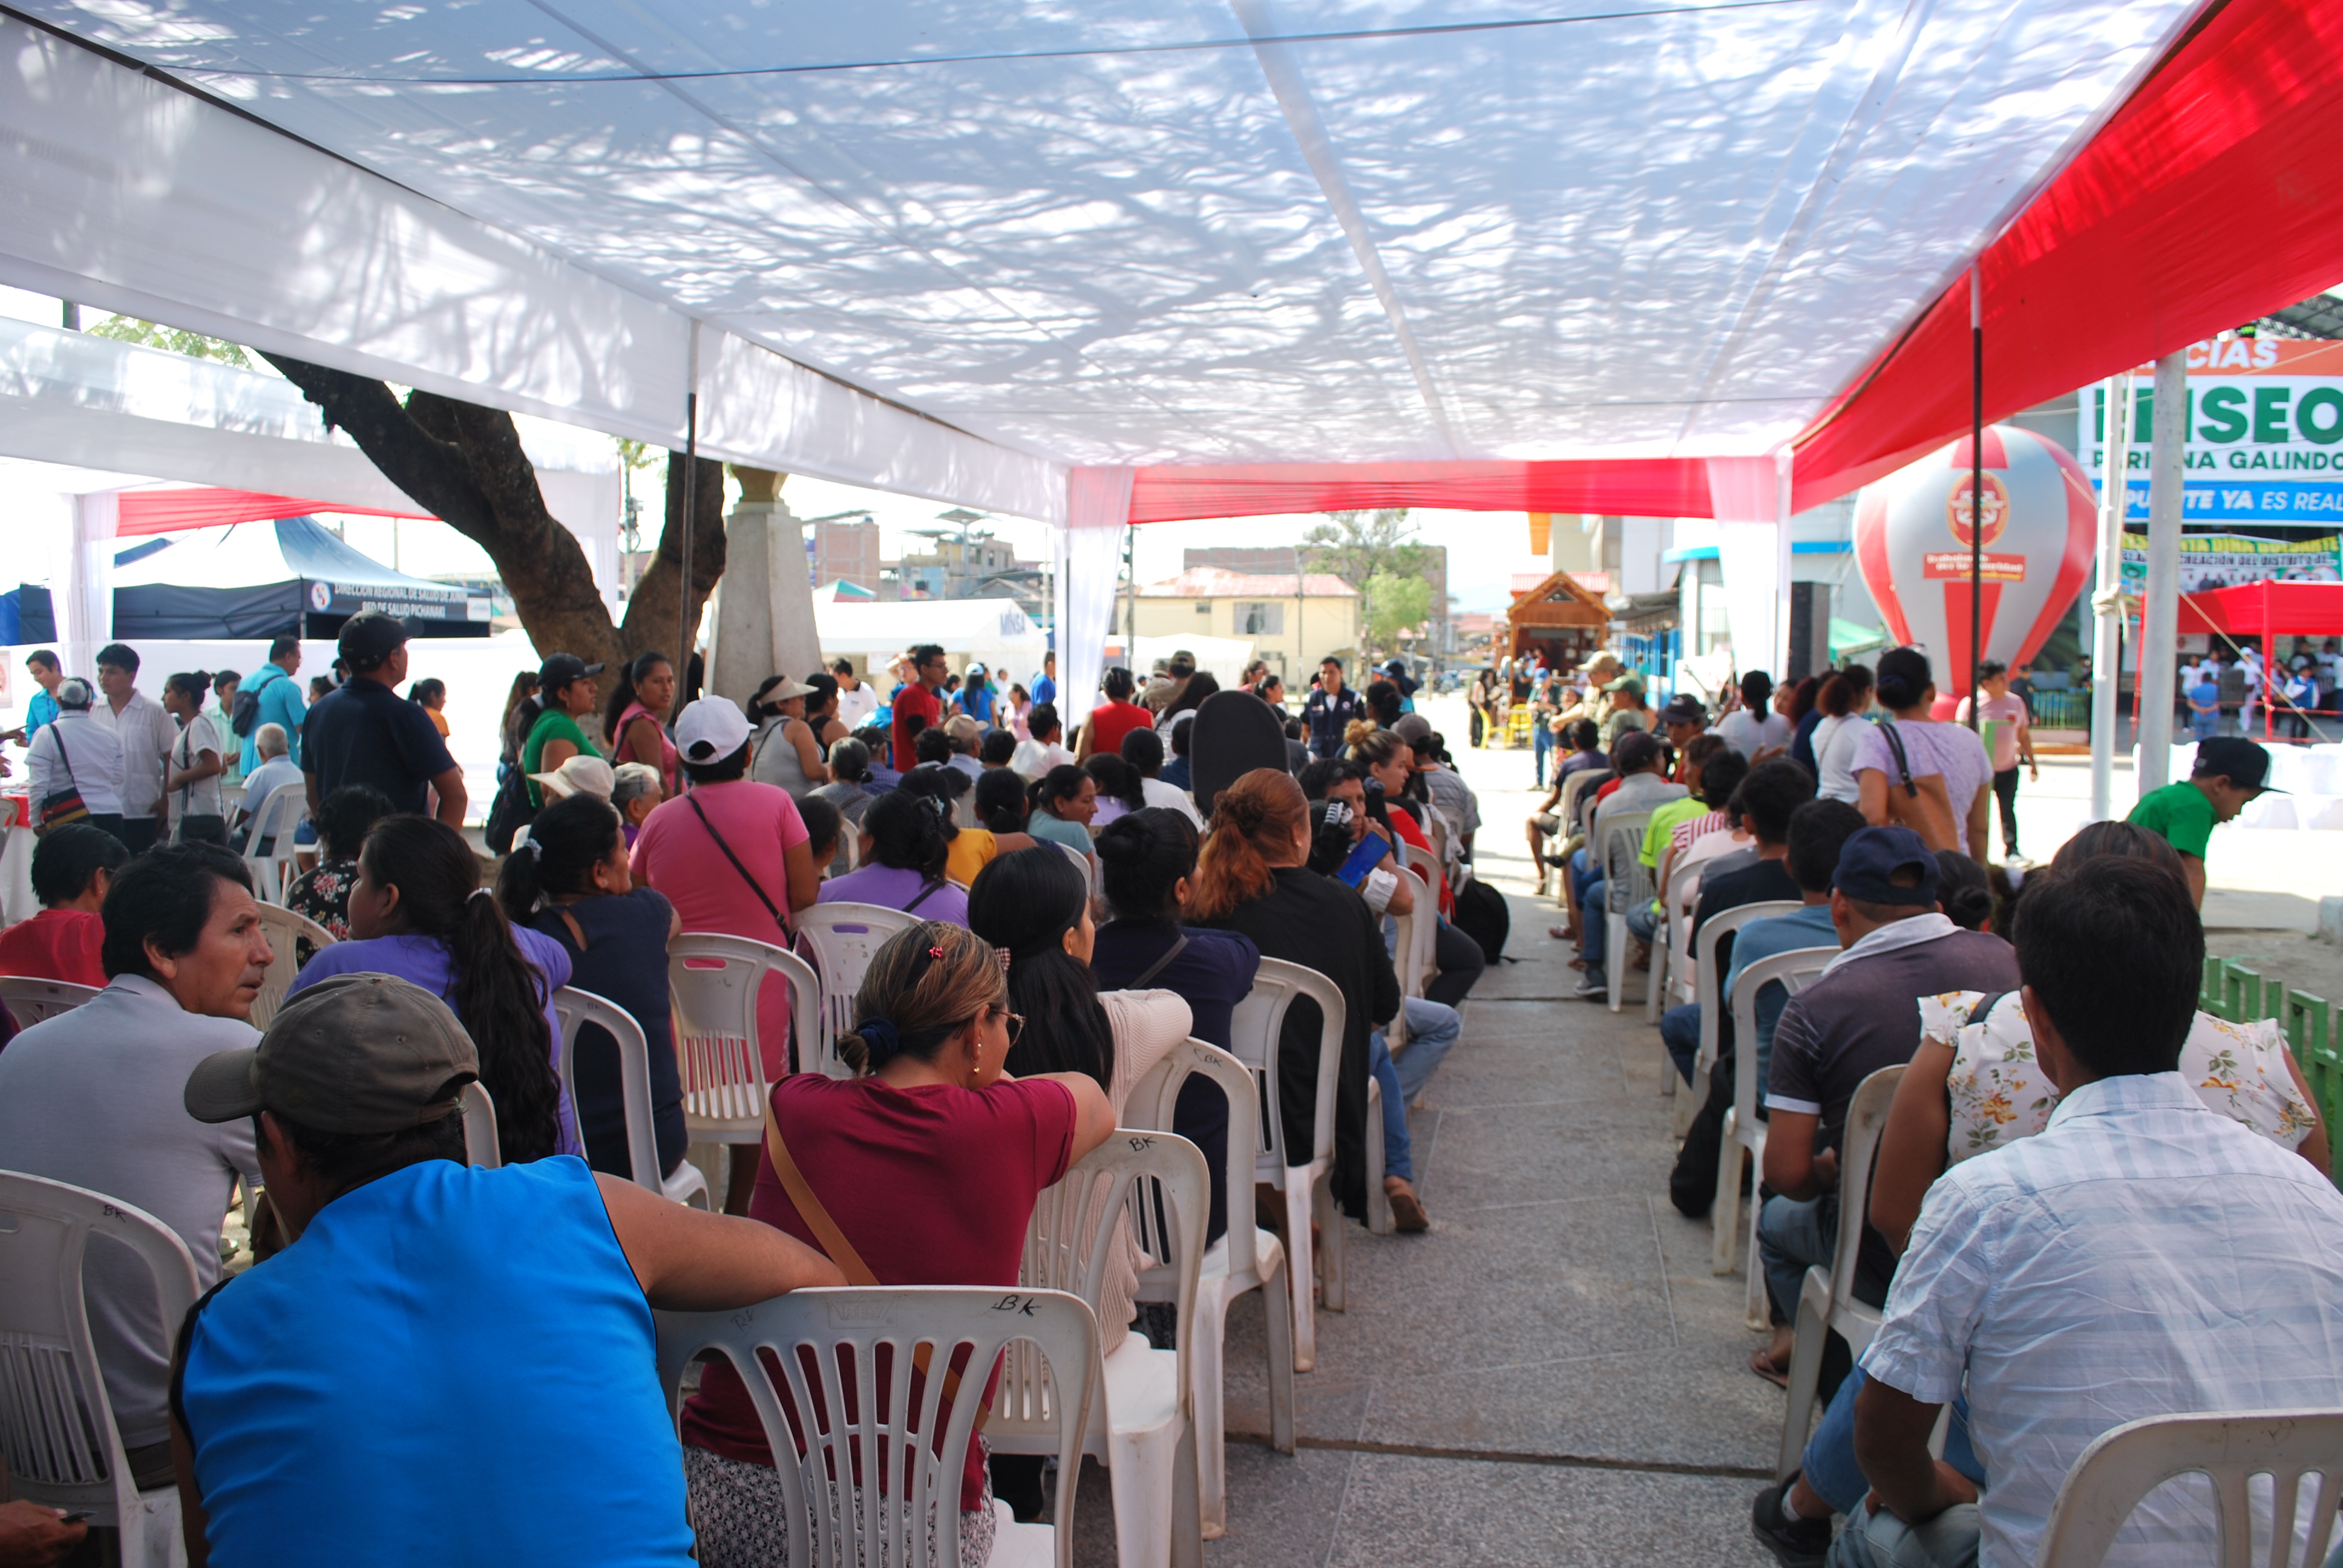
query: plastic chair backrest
[
  {"left": 251, "top": 903, "right": 336, "bottom": 1028},
  {"left": 1000, "top": 1132, "right": 1205, "bottom": 1454},
  {"left": 1601, "top": 815, "right": 1654, "bottom": 912},
  {"left": 669, "top": 933, "right": 818, "bottom": 1117},
  {"left": 1227, "top": 958, "right": 1347, "bottom": 1179},
  {"left": 655, "top": 1285, "right": 1098, "bottom": 1568},
  {"left": 793, "top": 903, "right": 923, "bottom": 1068},
  {"left": 0, "top": 976, "right": 101, "bottom": 1028},
  {"left": 1692, "top": 900, "right": 1806, "bottom": 1073},
  {"left": 551, "top": 986, "right": 664, "bottom": 1192},
  {"left": 1729, "top": 946, "right": 1838, "bottom": 1132},
  {"left": 0, "top": 1172, "right": 200, "bottom": 1552},
  {"left": 1827, "top": 1065, "right": 1903, "bottom": 1307},
  {"left": 241, "top": 780, "right": 308, "bottom": 901},
  {"left": 460, "top": 1082, "right": 501, "bottom": 1167},
  {"left": 2034, "top": 1409, "right": 2343, "bottom": 1568},
  {"left": 1403, "top": 860, "right": 1437, "bottom": 996},
  {"left": 1126, "top": 1038, "right": 1266, "bottom": 1281}
]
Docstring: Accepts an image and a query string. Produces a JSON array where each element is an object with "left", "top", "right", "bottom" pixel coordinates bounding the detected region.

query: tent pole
[
  {"left": 676, "top": 389, "right": 698, "bottom": 721},
  {"left": 2264, "top": 590, "right": 2275, "bottom": 740},
  {"left": 2089, "top": 372, "right": 2133, "bottom": 820},
  {"left": 2134, "top": 350, "right": 2189, "bottom": 797},
  {"left": 1967, "top": 266, "right": 1983, "bottom": 730}
]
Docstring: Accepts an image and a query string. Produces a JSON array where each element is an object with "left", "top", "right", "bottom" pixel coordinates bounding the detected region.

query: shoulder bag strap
[
  {"left": 1878, "top": 720, "right": 1920, "bottom": 797},
  {"left": 762, "top": 1105, "right": 980, "bottom": 1423},
  {"left": 50, "top": 725, "right": 74, "bottom": 788},
  {"left": 1128, "top": 931, "right": 1189, "bottom": 990},
  {"left": 684, "top": 794, "right": 793, "bottom": 941},
  {"left": 902, "top": 878, "right": 946, "bottom": 914},
  {"left": 1965, "top": 990, "right": 2009, "bottom": 1030}
]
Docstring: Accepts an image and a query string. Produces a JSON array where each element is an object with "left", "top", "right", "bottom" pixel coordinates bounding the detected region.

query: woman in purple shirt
[
  {"left": 290, "top": 814, "right": 577, "bottom": 1162},
  {"left": 814, "top": 789, "right": 969, "bottom": 924}
]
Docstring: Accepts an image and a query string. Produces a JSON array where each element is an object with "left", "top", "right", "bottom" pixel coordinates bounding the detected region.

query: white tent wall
[
  {"left": 813, "top": 601, "right": 1046, "bottom": 691},
  {"left": 2, "top": 635, "right": 541, "bottom": 823},
  {"left": 0, "top": 18, "right": 1064, "bottom": 524}
]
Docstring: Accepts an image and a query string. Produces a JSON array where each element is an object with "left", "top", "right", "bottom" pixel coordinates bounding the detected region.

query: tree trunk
[{"left": 262, "top": 352, "right": 724, "bottom": 673}]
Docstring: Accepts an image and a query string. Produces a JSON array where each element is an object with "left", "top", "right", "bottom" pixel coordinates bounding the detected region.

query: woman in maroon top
[{"left": 680, "top": 922, "right": 1115, "bottom": 1566}]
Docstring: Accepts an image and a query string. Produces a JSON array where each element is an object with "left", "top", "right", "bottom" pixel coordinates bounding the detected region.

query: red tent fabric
[
  {"left": 116, "top": 488, "right": 433, "bottom": 538},
  {"left": 1792, "top": 0, "right": 2343, "bottom": 512},
  {"left": 2176, "top": 581, "right": 2343, "bottom": 639},
  {"left": 1126, "top": 459, "right": 1711, "bottom": 525}
]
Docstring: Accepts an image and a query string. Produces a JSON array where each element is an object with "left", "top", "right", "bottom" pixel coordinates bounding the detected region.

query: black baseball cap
[
  {"left": 337, "top": 610, "right": 410, "bottom": 668},
  {"left": 1832, "top": 826, "right": 1941, "bottom": 906},
  {"left": 1661, "top": 694, "right": 1706, "bottom": 725},
  {"left": 185, "top": 973, "right": 479, "bottom": 1134},
  {"left": 1614, "top": 729, "right": 1666, "bottom": 773},
  {"left": 2192, "top": 737, "right": 2280, "bottom": 794},
  {"left": 539, "top": 652, "right": 606, "bottom": 690}
]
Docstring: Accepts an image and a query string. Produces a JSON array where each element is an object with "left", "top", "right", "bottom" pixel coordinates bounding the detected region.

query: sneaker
[
  {"left": 1571, "top": 978, "right": 1608, "bottom": 1001},
  {"left": 1750, "top": 1479, "right": 1831, "bottom": 1568}
]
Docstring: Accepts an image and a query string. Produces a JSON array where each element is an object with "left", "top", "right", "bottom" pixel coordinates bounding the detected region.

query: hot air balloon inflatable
[{"left": 1853, "top": 425, "right": 2097, "bottom": 699}]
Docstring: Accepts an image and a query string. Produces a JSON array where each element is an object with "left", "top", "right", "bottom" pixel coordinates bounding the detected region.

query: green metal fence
[
  {"left": 2200, "top": 955, "right": 2343, "bottom": 1183},
  {"left": 2028, "top": 688, "right": 2089, "bottom": 730}
]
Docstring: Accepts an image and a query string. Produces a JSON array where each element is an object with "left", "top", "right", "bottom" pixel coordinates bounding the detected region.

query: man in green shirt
[{"left": 2126, "top": 737, "right": 2275, "bottom": 908}]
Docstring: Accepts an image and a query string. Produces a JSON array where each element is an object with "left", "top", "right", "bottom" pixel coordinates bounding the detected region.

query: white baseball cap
[
  {"left": 529, "top": 753, "right": 615, "bottom": 802},
  {"left": 675, "top": 697, "right": 752, "bottom": 764}
]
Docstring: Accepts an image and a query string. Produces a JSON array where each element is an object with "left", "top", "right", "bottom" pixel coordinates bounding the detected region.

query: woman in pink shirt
[{"left": 629, "top": 699, "right": 819, "bottom": 1210}]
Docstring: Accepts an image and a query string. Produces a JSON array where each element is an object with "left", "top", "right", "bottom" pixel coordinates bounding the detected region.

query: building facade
[{"left": 1136, "top": 567, "right": 1361, "bottom": 681}]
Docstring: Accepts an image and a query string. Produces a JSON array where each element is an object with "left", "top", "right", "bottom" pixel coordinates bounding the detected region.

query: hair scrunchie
[{"left": 856, "top": 1017, "right": 903, "bottom": 1068}]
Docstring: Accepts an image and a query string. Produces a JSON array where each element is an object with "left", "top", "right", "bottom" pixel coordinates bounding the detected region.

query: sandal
[
  {"left": 1384, "top": 1178, "right": 1430, "bottom": 1233},
  {"left": 1748, "top": 1347, "right": 1792, "bottom": 1388}
]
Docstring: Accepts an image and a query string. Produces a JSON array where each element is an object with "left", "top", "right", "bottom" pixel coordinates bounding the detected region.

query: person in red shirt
[
  {"left": 1078, "top": 667, "right": 1153, "bottom": 762},
  {"left": 679, "top": 920, "right": 1114, "bottom": 1554},
  {"left": 891, "top": 642, "right": 946, "bottom": 773},
  {"left": 0, "top": 823, "right": 127, "bottom": 1010}
]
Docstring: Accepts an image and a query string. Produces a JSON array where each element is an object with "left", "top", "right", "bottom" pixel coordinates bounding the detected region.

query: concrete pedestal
[{"left": 707, "top": 466, "right": 822, "bottom": 704}]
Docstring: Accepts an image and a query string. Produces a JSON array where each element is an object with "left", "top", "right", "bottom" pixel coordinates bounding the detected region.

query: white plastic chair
[
  {"left": 551, "top": 985, "right": 709, "bottom": 1207},
  {"left": 1674, "top": 900, "right": 1804, "bottom": 1138},
  {"left": 2035, "top": 1409, "right": 2343, "bottom": 1567},
  {"left": 1598, "top": 812, "right": 1654, "bottom": 1013},
  {"left": 1127, "top": 1036, "right": 1297, "bottom": 1537},
  {"left": 251, "top": 903, "right": 335, "bottom": 1029},
  {"left": 1778, "top": 1063, "right": 1904, "bottom": 1478},
  {"left": 1226, "top": 958, "right": 1346, "bottom": 1373},
  {"left": 0, "top": 975, "right": 102, "bottom": 1030},
  {"left": 655, "top": 1285, "right": 1098, "bottom": 1568},
  {"left": 239, "top": 780, "right": 308, "bottom": 903},
  {"left": 1712, "top": 945, "right": 1837, "bottom": 1331},
  {"left": 460, "top": 1081, "right": 501, "bottom": 1167},
  {"left": 669, "top": 933, "right": 821, "bottom": 1144},
  {"left": 793, "top": 903, "right": 923, "bottom": 1076},
  {"left": 0, "top": 1171, "right": 200, "bottom": 1567},
  {"left": 993, "top": 1131, "right": 1208, "bottom": 1568}
]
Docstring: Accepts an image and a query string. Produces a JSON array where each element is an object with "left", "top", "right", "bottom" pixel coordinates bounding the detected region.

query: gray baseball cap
[{"left": 185, "top": 973, "right": 479, "bottom": 1134}]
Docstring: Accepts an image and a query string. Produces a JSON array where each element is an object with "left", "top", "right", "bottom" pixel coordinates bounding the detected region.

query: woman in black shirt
[{"left": 1188, "top": 769, "right": 1398, "bottom": 1223}]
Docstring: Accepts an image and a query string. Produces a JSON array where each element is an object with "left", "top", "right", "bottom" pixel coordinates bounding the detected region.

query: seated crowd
[
  {"left": 0, "top": 633, "right": 1487, "bottom": 1566},
  {"left": 1523, "top": 644, "right": 2342, "bottom": 1567}
]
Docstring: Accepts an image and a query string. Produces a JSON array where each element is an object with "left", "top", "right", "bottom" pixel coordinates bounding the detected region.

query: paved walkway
[{"left": 1067, "top": 703, "right": 1784, "bottom": 1566}]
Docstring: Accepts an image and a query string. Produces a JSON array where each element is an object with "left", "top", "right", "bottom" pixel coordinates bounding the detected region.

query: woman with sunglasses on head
[{"left": 678, "top": 922, "right": 1114, "bottom": 1564}]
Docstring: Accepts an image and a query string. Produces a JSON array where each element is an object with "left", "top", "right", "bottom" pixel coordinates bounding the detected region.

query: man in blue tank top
[{"left": 169, "top": 974, "right": 843, "bottom": 1567}]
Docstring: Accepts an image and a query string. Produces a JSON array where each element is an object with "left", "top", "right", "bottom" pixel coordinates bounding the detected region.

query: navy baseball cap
[
  {"left": 1661, "top": 693, "right": 1706, "bottom": 725},
  {"left": 1614, "top": 729, "right": 1666, "bottom": 773},
  {"left": 1832, "top": 826, "right": 1941, "bottom": 906},
  {"left": 2192, "top": 737, "right": 2280, "bottom": 794}
]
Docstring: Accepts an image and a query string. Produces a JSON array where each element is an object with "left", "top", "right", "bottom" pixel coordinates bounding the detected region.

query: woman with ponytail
[
  {"left": 817, "top": 788, "right": 969, "bottom": 923},
  {"left": 290, "top": 814, "right": 577, "bottom": 1163},
  {"left": 1191, "top": 768, "right": 1399, "bottom": 1226},
  {"left": 602, "top": 650, "right": 680, "bottom": 795},
  {"left": 1091, "top": 809, "right": 1259, "bottom": 1243},
  {"left": 679, "top": 921, "right": 1113, "bottom": 1561},
  {"left": 974, "top": 766, "right": 1029, "bottom": 837},
  {"left": 899, "top": 759, "right": 1035, "bottom": 886},
  {"left": 1848, "top": 646, "right": 1994, "bottom": 859},
  {"left": 499, "top": 792, "right": 690, "bottom": 1184}
]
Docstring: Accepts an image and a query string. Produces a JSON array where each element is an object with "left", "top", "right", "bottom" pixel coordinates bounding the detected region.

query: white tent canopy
[{"left": 814, "top": 599, "right": 1046, "bottom": 685}]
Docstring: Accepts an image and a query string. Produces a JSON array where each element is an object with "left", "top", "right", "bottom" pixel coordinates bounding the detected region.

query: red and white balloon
[{"left": 1853, "top": 424, "right": 2096, "bottom": 698}]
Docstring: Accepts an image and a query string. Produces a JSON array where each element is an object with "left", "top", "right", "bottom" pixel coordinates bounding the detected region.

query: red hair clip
[{"left": 928, "top": 945, "right": 945, "bottom": 959}]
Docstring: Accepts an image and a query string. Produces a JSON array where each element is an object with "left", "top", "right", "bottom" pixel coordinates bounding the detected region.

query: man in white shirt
[
  {"left": 830, "top": 658, "right": 878, "bottom": 730},
  {"left": 1715, "top": 669, "right": 1792, "bottom": 760},
  {"left": 0, "top": 841, "right": 272, "bottom": 1492},
  {"left": 1011, "top": 701, "right": 1078, "bottom": 781},
  {"left": 1842, "top": 855, "right": 2343, "bottom": 1568},
  {"left": 234, "top": 724, "right": 305, "bottom": 857},
  {"left": 26, "top": 677, "right": 129, "bottom": 843},
  {"left": 92, "top": 642, "right": 181, "bottom": 852}
]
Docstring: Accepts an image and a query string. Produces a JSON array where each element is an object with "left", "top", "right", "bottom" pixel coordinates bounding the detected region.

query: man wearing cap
[
  {"left": 1659, "top": 693, "right": 1708, "bottom": 779},
  {"left": 1598, "top": 675, "right": 1652, "bottom": 748},
  {"left": 169, "top": 974, "right": 844, "bottom": 1566},
  {"left": 2126, "top": 736, "right": 2276, "bottom": 909},
  {"left": 301, "top": 610, "right": 465, "bottom": 827},
  {"left": 1749, "top": 826, "right": 2019, "bottom": 1387},
  {"left": 1382, "top": 657, "right": 1418, "bottom": 713},
  {"left": 0, "top": 844, "right": 271, "bottom": 1498}
]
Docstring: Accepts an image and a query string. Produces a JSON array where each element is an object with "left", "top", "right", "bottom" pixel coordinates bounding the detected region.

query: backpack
[
  {"left": 1449, "top": 875, "right": 1512, "bottom": 966},
  {"left": 2218, "top": 663, "right": 2249, "bottom": 708},
  {"left": 229, "top": 671, "right": 270, "bottom": 738}
]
